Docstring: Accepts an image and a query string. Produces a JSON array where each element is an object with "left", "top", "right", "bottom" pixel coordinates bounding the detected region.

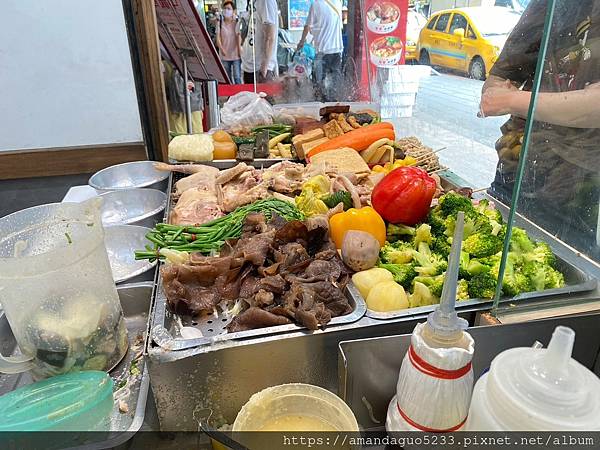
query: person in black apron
[{"left": 480, "top": 0, "right": 600, "bottom": 257}]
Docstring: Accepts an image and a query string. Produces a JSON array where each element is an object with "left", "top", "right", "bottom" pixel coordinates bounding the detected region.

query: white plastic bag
[{"left": 220, "top": 91, "right": 274, "bottom": 129}]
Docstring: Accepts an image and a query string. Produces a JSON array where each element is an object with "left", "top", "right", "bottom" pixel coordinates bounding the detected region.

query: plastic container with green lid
[{"left": 0, "top": 370, "right": 114, "bottom": 431}]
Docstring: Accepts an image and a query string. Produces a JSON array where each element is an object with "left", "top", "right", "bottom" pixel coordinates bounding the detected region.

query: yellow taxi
[
  {"left": 405, "top": 9, "right": 427, "bottom": 62},
  {"left": 416, "top": 7, "right": 521, "bottom": 79}
]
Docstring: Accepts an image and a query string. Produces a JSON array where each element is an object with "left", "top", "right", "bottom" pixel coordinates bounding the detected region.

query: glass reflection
[{"left": 481, "top": 0, "right": 600, "bottom": 261}]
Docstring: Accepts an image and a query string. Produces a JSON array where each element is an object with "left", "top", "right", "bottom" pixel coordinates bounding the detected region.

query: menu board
[
  {"left": 289, "top": 0, "right": 313, "bottom": 30},
  {"left": 155, "top": 0, "right": 229, "bottom": 83},
  {"left": 362, "top": 0, "right": 409, "bottom": 69}
]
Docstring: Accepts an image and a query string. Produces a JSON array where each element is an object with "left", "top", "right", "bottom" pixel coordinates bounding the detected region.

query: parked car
[
  {"left": 417, "top": 6, "right": 521, "bottom": 80},
  {"left": 405, "top": 9, "right": 428, "bottom": 62}
]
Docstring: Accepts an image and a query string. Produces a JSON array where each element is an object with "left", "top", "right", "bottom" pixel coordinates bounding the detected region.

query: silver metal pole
[
  {"left": 205, "top": 80, "right": 220, "bottom": 129},
  {"left": 182, "top": 55, "right": 193, "bottom": 134}
]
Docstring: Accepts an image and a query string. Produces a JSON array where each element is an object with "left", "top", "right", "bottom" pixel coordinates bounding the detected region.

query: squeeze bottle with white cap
[
  {"left": 386, "top": 212, "right": 475, "bottom": 432},
  {"left": 466, "top": 325, "right": 600, "bottom": 431}
]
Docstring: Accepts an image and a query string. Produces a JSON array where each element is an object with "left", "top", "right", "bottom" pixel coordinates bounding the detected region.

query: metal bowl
[
  {"left": 89, "top": 161, "right": 169, "bottom": 192},
  {"left": 104, "top": 225, "right": 156, "bottom": 284},
  {"left": 99, "top": 188, "right": 166, "bottom": 229}
]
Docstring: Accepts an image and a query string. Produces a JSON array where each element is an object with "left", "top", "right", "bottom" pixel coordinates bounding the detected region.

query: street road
[{"left": 389, "top": 72, "right": 507, "bottom": 188}]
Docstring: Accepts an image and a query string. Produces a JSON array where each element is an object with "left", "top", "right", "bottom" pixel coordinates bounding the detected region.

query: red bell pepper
[{"left": 371, "top": 166, "right": 437, "bottom": 225}]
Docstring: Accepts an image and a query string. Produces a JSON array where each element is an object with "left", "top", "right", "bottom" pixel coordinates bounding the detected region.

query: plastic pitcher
[
  {"left": 466, "top": 326, "right": 600, "bottom": 430},
  {"left": 0, "top": 199, "right": 128, "bottom": 379}
]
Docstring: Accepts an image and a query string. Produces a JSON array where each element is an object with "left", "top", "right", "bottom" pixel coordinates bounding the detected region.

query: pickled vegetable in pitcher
[{"left": 0, "top": 199, "right": 128, "bottom": 379}]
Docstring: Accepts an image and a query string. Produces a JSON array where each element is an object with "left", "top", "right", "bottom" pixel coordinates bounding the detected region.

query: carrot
[{"left": 307, "top": 123, "right": 396, "bottom": 159}]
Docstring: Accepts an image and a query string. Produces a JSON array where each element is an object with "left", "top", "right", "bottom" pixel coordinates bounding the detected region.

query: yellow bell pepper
[{"left": 329, "top": 207, "right": 386, "bottom": 249}]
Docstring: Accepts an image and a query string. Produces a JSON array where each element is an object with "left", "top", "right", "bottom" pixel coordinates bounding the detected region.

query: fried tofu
[{"left": 323, "top": 120, "right": 345, "bottom": 139}]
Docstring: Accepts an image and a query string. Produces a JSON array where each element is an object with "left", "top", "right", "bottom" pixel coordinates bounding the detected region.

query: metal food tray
[
  {"left": 150, "top": 279, "right": 366, "bottom": 351},
  {"left": 168, "top": 158, "right": 298, "bottom": 167},
  {"left": 365, "top": 195, "right": 598, "bottom": 320},
  {"left": 150, "top": 168, "right": 366, "bottom": 351},
  {"left": 0, "top": 283, "right": 151, "bottom": 447}
]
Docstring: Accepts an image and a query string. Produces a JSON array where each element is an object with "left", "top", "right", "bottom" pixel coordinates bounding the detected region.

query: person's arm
[
  {"left": 296, "top": 4, "right": 314, "bottom": 52},
  {"left": 296, "top": 24, "right": 311, "bottom": 52},
  {"left": 480, "top": 82, "right": 600, "bottom": 128},
  {"left": 236, "top": 24, "right": 242, "bottom": 57},
  {"left": 215, "top": 22, "right": 223, "bottom": 52},
  {"left": 260, "top": 22, "right": 276, "bottom": 76}
]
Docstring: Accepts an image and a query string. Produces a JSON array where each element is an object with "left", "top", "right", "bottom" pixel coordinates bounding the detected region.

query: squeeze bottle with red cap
[{"left": 386, "top": 212, "right": 475, "bottom": 432}]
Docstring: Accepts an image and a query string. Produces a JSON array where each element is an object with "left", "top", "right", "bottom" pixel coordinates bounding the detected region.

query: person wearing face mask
[{"left": 216, "top": 1, "right": 242, "bottom": 84}]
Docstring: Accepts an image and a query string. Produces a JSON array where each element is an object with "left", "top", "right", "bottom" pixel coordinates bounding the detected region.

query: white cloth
[
  {"left": 242, "top": 0, "right": 279, "bottom": 73},
  {"left": 307, "top": 0, "right": 343, "bottom": 55}
]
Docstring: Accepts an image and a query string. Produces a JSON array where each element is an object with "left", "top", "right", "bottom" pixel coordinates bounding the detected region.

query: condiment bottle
[
  {"left": 386, "top": 212, "right": 475, "bottom": 432},
  {"left": 466, "top": 325, "right": 600, "bottom": 431}
]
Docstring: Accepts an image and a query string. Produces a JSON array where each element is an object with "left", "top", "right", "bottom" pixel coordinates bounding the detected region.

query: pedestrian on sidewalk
[
  {"left": 296, "top": 0, "right": 344, "bottom": 101},
  {"left": 216, "top": 0, "right": 242, "bottom": 84}
]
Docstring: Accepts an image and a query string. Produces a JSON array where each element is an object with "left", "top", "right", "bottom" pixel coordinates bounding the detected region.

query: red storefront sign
[{"left": 362, "top": 0, "right": 409, "bottom": 73}]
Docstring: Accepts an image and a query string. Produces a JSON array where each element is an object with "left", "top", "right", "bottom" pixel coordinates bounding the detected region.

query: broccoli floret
[
  {"left": 457, "top": 279, "right": 470, "bottom": 301},
  {"left": 444, "top": 211, "right": 493, "bottom": 239},
  {"left": 413, "top": 275, "right": 445, "bottom": 298},
  {"left": 414, "top": 223, "right": 433, "bottom": 248},
  {"left": 438, "top": 192, "right": 475, "bottom": 218},
  {"left": 523, "top": 241, "right": 557, "bottom": 268},
  {"left": 428, "top": 208, "right": 447, "bottom": 236},
  {"left": 467, "top": 259, "right": 491, "bottom": 276},
  {"left": 474, "top": 199, "right": 504, "bottom": 224},
  {"left": 522, "top": 262, "right": 565, "bottom": 291},
  {"left": 544, "top": 266, "right": 566, "bottom": 289},
  {"left": 468, "top": 272, "right": 498, "bottom": 299},
  {"left": 463, "top": 233, "right": 504, "bottom": 258},
  {"left": 386, "top": 223, "right": 415, "bottom": 243},
  {"left": 380, "top": 241, "right": 414, "bottom": 265},
  {"left": 459, "top": 251, "right": 470, "bottom": 279},
  {"left": 409, "top": 281, "right": 439, "bottom": 308},
  {"left": 502, "top": 272, "right": 531, "bottom": 296},
  {"left": 432, "top": 236, "right": 452, "bottom": 258},
  {"left": 510, "top": 227, "right": 535, "bottom": 255},
  {"left": 378, "top": 263, "right": 418, "bottom": 289},
  {"left": 412, "top": 242, "right": 448, "bottom": 276}
]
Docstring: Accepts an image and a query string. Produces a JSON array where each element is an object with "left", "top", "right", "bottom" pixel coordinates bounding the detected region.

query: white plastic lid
[{"left": 485, "top": 326, "right": 600, "bottom": 430}]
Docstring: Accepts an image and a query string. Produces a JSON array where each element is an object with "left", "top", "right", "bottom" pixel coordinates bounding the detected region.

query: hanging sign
[{"left": 362, "top": 0, "right": 409, "bottom": 69}]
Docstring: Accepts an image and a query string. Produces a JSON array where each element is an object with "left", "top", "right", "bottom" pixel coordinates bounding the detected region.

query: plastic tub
[{"left": 232, "top": 383, "right": 359, "bottom": 432}]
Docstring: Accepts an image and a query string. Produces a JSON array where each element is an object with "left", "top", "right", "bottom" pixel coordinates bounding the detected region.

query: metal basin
[
  {"left": 104, "top": 225, "right": 156, "bottom": 284},
  {"left": 99, "top": 189, "right": 166, "bottom": 229},
  {"left": 89, "top": 161, "right": 169, "bottom": 192}
]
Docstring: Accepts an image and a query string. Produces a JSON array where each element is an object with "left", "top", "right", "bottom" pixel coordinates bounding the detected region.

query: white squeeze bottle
[
  {"left": 466, "top": 325, "right": 600, "bottom": 431},
  {"left": 386, "top": 212, "right": 475, "bottom": 432}
]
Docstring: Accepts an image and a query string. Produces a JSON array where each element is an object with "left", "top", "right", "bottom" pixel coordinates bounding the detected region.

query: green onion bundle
[{"left": 134, "top": 199, "right": 304, "bottom": 261}]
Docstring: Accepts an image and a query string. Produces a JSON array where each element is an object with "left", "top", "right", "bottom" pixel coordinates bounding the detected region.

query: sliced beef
[
  {"left": 258, "top": 275, "right": 287, "bottom": 294},
  {"left": 227, "top": 307, "right": 292, "bottom": 332},
  {"left": 275, "top": 243, "right": 311, "bottom": 274},
  {"left": 258, "top": 261, "right": 282, "bottom": 277},
  {"left": 233, "top": 230, "right": 275, "bottom": 266},
  {"left": 252, "top": 289, "right": 275, "bottom": 308},
  {"left": 239, "top": 274, "right": 261, "bottom": 299},
  {"left": 241, "top": 213, "right": 268, "bottom": 236},
  {"left": 315, "top": 247, "right": 338, "bottom": 261},
  {"left": 162, "top": 262, "right": 231, "bottom": 315},
  {"left": 306, "top": 226, "right": 329, "bottom": 255},
  {"left": 274, "top": 220, "right": 309, "bottom": 246},
  {"left": 304, "top": 259, "right": 342, "bottom": 281},
  {"left": 304, "top": 281, "right": 353, "bottom": 316}
]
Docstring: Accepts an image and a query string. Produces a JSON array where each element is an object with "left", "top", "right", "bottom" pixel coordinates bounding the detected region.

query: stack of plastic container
[{"left": 377, "top": 65, "right": 432, "bottom": 119}]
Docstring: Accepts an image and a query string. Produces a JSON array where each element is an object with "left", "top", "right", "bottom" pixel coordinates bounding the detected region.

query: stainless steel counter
[{"left": 145, "top": 169, "right": 600, "bottom": 431}]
